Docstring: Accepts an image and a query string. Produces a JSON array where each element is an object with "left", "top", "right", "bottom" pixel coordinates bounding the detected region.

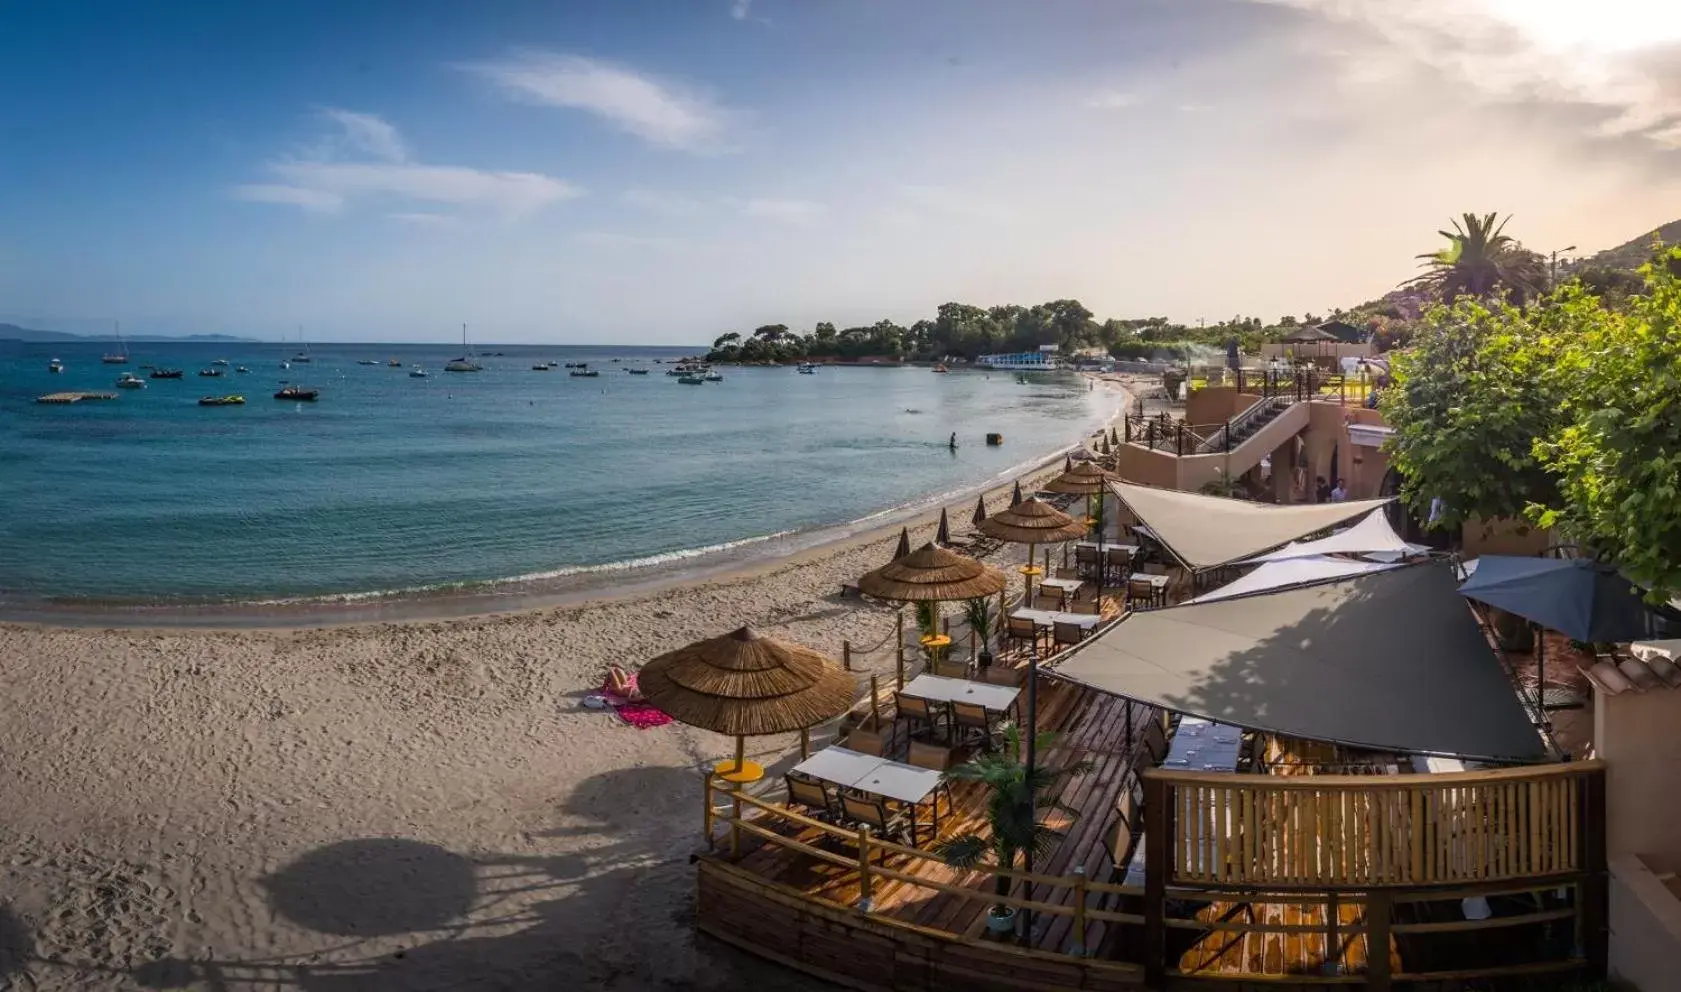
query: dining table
[
  {"left": 899, "top": 673, "right": 1021, "bottom": 712},
  {"left": 1124, "top": 717, "right": 1244, "bottom": 886},
  {"left": 1011, "top": 607, "right": 1102, "bottom": 631},
  {"left": 791, "top": 746, "right": 946, "bottom": 843}
]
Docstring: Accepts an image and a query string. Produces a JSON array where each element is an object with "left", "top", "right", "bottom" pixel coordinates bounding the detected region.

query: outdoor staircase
[
  {"left": 1195, "top": 396, "right": 1292, "bottom": 455},
  {"left": 1225, "top": 398, "right": 1291, "bottom": 448}
]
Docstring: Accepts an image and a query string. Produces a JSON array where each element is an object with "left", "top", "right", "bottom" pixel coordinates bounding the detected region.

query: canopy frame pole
[{"left": 1020, "top": 638, "right": 1041, "bottom": 941}]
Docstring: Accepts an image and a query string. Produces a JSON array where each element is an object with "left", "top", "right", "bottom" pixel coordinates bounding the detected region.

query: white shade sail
[
  {"left": 1190, "top": 555, "right": 1398, "bottom": 603},
  {"left": 1245, "top": 510, "right": 1422, "bottom": 563},
  {"left": 1109, "top": 482, "right": 1393, "bottom": 570}
]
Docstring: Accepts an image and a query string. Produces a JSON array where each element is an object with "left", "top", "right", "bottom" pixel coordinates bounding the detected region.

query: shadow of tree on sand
[
  {"left": 0, "top": 903, "right": 34, "bottom": 984},
  {"left": 131, "top": 764, "right": 822, "bottom": 992}
]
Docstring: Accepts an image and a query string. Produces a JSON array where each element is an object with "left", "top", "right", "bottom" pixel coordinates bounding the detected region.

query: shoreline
[{"left": 1, "top": 375, "right": 1137, "bottom": 630}]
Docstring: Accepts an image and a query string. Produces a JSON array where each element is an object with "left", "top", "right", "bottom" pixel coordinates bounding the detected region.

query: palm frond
[{"left": 936, "top": 833, "right": 991, "bottom": 870}]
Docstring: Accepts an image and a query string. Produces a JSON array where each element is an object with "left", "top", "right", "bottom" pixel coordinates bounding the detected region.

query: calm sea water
[{"left": 0, "top": 340, "right": 1114, "bottom": 609}]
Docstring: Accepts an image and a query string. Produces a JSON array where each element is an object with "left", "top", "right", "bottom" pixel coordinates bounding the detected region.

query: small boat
[
  {"left": 198, "top": 368, "right": 223, "bottom": 377},
  {"left": 102, "top": 321, "right": 129, "bottom": 364},
  {"left": 611, "top": 358, "right": 622, "bottom": 363},
  {"left": 797, "top": 362, "right": 817, "bottom": 374},
  {"left": 563, "top": 362, "right": 577, "bottom": 368},
  {"left": 279, "top": 361, "right": 290, "bottom": 369},
  {"left": 445, "top": 324, "right": 483, "bottom": 372},
  {"left": 388, "top": 358, "right": 402, "bottom": 367},
  {"left": 569, "top": 369, "right": 600, "bottom": 378},
  {"left": 48, "top": 359, "right": 64, "bottom": 373},
  {"left": 274, "top": 384, "right": 319, "bottom": 401},
  {"left": 116, "top": 372, "right": 145, "bottom": 389},
  {"left": 932, "top": 364, "right": 949, "bottom": 373},
  {"left": 236, "top": 366, "right": 250, "bottom": 374},
  {"left": 150, "top": 368, "right": 184, "bottom": 379},
  {"left": 532, "top": 363, "right": 552, "bottom": 371},
  {"left": 199, "top": 395, "right": 244, "bottom": 406},
  {"left": 704, "top": 372, "right": 723, "bottom": 382},
  {"left": 409, "top": 367, "right": 429, "bottom": 378},
  {"left": 212, "top": 359, "right": 230, "bottom": 366},
  {"left": 626, "top": 368, "right": 650, "bottom": 375},
  {"left": 358, "top": 359, "right": 381, "bottom": 366},
  {"left": 678, "top": 374, "right": 705, "bottom": 385}
]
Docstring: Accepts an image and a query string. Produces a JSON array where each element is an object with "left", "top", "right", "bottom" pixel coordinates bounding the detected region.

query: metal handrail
[{"left": 1195, "top": 394, "right": 1285, "bottom": 454}]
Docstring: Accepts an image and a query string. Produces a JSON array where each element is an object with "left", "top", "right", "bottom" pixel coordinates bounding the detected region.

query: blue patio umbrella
[{"left": 1459, "top": 555, "right": 1662, "bottom": 712}]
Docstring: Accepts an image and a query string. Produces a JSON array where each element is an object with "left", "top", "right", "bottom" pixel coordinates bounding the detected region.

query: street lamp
[{"left": 1549, "top": 245, "right": 1577, "bottom": 291}]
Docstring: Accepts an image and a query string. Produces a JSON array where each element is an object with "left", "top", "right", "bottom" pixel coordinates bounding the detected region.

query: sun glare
[{"left": 1487, "top": 0, "right": 1681, "bottom": 53}]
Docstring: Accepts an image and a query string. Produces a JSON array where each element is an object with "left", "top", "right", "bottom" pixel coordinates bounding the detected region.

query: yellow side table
[{"left": 712, "top": 759, "right": 765, "bottom": 785}]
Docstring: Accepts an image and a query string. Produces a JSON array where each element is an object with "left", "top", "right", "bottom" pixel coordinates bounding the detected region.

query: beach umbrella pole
[
  {"left": 1020, "top": 640, "right": 1040, "bottom": 939},
  {"left": 734, "top": 735, "right": 746, "bottom": 775}
]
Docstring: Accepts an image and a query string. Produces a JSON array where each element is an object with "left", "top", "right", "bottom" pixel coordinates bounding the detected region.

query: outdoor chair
[
  {"left": 1074, "top": 546, "right": 1102, "bottom": 580},
  {"left": 950, "top": 701, "right": 998, "bottom": 749},
  {"left": 981, "top": 665, "right": 1025, "bottom": 688},
  {"left": 1033, "top": 593, "right": 1064, "bottom": 612},
  {"left": 1139, "top": 720, "right": 1170, "bottom": 765},
  {"left": 840, "top": 794, "right": 913, "bottom": 845},
  {"left": 896, "top": 693, "right": 947, "bottom": 743},
  {"left": 1069, "top": 596, "right": 1100, "bottom": 615},
  {"left": 932, "top": 659, "right": 970, "bottom": 680},
  {"left": 907, "top": 741, "right": 956, "bottom": 815},
  {"left": 1004, "top": 615, "right": 1041, "bottom": 653},
  {"left": 1127, "top": 577, "right": 1158, "bottom": 611},
  {"left": 785, "top": 775, "right": 841, "bottom": 823},
  {"left": 1052, "top": 621, "right": 1086, "bottom": 651},
  {"left": 1105, "top": 548, "right": 1132, "bottom": 584},
  {"left": 846, "top": 728, "right": 887, "bottom": 757}
]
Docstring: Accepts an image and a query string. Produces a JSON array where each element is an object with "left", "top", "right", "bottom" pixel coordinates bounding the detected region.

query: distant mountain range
[{"left": 0, "top": 324, "right": 260, "bottom": 343}]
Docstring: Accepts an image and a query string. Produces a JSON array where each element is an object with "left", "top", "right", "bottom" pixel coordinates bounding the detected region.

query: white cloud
[
  {"left": 1248, "top": 0, "right": 1681, "bottom": 151},
  {"left": 576, "top": 231, "right": 690, "bottom": 251},
  {"left": 743, "top": 198, "right": 826, "bottom": 224},
  {"left": 388, "top": 211, "right": 455, "bottom": 227},
  {"left": 321, "top": 108, "right": 407, "bottom": 162},
  {"left": 730, "top": 0, "right": 751, "bottom": 20},
  {"left": 233, "top": 112, "right": 581, "bottom": 218},
  {"left": 620, "top": 188, "right": 718, "bottom": 217},
  {"left": 461, "top": 52, "right": 734, "bottom": 152},
  {"left": 1085, "top": 90, "right": 1142, "bottom": 110},
  {"left": 230, "top": 183, "right": 343, "bottom": 213}
]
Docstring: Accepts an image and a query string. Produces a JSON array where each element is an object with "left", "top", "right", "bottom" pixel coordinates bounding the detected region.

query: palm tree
[
  {"left": 1406, "top": 212, "right": 1545, "bottom": 304},
  {"left": 936, "top": 723, "right": 1091, "bottom": 927}
]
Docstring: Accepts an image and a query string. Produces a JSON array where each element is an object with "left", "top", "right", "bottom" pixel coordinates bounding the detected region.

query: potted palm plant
[
  {"left": 963, "top": 597, "right": 996, "bottom": 669},
  {"left": 936, "top": 723, "right": 1091, "bottom": 936},
  {"left": 914, "top": 600, "right": 939, "bottom": 662}
]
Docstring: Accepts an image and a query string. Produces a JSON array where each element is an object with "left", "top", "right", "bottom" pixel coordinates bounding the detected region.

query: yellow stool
[{"left": 712, "top": 759, "right": 765, "bottom": 785}]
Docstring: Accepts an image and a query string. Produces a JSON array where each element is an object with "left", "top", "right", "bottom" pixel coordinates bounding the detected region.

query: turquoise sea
[{"left": 0, "top": 340, "right": 1115, "bottom": 620}]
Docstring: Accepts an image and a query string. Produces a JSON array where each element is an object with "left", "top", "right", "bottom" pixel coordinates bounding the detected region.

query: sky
[{"left": 5, "top": 0, "right": 1681, "bottom": 344}]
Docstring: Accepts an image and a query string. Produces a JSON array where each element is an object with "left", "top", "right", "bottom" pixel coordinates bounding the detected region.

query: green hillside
[{"left": 1576, "top": 219, "right": 1681, "bottom": 271}]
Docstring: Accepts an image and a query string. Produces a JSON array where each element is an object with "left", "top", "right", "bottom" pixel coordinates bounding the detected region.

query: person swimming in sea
[{"left": 949, "top": 432, "right": 957, "bottom": 450}]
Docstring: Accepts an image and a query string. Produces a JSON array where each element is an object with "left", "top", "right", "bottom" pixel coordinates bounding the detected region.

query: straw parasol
[
  {"left": 1043, "top": 457, "right": 1114, "bottom": 495},
  {"left": 979, "top": 497, "right": 1087, "bottom": 603},
  {"left": 638, "top": 626, "right": 855, "bottom": 779},
  {"left": 971, "top": 494, "right": 988, "bottom": 527},
  {"left": 856, "top": 542, "right": 1007, "bottom": 603},
  {"left": 936, "top": 507, "right": 951, "bottom": 545},
  {"left": 893, "top": 526, "right": 911, "bottom": 560}
]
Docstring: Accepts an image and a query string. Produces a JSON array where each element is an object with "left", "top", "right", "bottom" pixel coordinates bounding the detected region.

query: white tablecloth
[
  {"left": 1011, "top": 608, "right": 1101, "bottom": 630},
  {"left": 900, "top": 673, "right": 1020, "bottom": 711},
  {"left": 791, "top": 747, "right": 941, "bottom": 805},
  {"left": 1039, "top": 577, "right": 1085, "bottom": 594},
  {"left": 791, "top": 747, "right": 883, "bottom": 788}
]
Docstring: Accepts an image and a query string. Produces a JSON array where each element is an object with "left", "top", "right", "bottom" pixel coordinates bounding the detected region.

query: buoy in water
[{"left": 986, "top": 433, "right": 1003, "bottom": 446}]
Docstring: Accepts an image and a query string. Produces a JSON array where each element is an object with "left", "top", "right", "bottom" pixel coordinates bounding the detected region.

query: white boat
[
  {"left": 797, "top": 362, "right": 817, "bottom": 374},
  {"left": 116, "top": 372, "right": 145, "bottom": 389},
  {"left": 444, "top": 323, "right": 483, "bottom": 372},
  {"left": 212, "top": 359, "right": 230, "bottom": 366},
  {"left": 279, "top": 361, "right": 290, "bottom": 369},
  {"left": 704, "top": 372, "right": 723, "bottom": 382},
  {"left": 409, "top": 367, "right": 429, "bottom": 378},
  {"left": 101, "top": 321, "right": 129, "bottom": 364},
  {"left": 48, "top": 358, "right": 64, "bottom": 373}
]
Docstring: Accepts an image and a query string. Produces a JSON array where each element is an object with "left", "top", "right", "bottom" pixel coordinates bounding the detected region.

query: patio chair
[
  {"left": 932, "top": 659, "right": 970, "bottom": 680},
  {"left": 907, "top": 741, "right": 956, "bottom": 815},
  {"left": 1105, "top": 547, "right": 1132, "bottom": 584},
  {"left": 896, "top": 693, "right": 947, "bottom": 743},
  {"left": 1139, "top": 720, "right": 1169, "bottom": 766},
  {"left": 846, "top": 727, "right": 887, "bottom": 757},
  {"left": 1005, "top": 615, "right": 1041, "bottom": 652},
  {"left": 1052, "top": 621, "right": 1086, "bottom": 651},
  {"left": 981, "top": 665, "right": 1025, "bottom": 688},
  {"left": 1032, "top": 593, "right": 1064, "bottom": 612},
  {"left": 1101, "top": 781, "right": 1143, "bottom": 881},
  {"left": 1068, "top": 596, "right": 1100, "bottom": 615},
  {"left": 1127, "top": 576, "right": 1158, "bottom": 611},
  {"left": 840, "top": 794, "right": 913, "bottom": 844},
  {"left": 950, "top": 701, "right": 998, "bottom": 749},
  {"left": 785, "top": 775, "right": 840, "bottom": 823},
  {"left": 1075, "top": 545, "right": 1102, "bottom": 580}
]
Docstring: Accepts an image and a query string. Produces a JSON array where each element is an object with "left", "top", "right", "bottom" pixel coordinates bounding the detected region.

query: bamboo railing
[{"left": 1147, "top": 761, "right": 1603, "bottom": 888}]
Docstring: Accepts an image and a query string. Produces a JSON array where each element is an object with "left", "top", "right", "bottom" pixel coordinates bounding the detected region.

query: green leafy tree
[
  {"left": 1378, "top": 296, "right": 1567, "bottom": 531},
  {"left": 1406, "top": 212, "right": 1546, "bottom": 305},
  {"left": 1534, "top": 251, "right": 1681, "bottom": 597},
  {"left": 712, "top": 331, "right": 740, "bottom": 349}
]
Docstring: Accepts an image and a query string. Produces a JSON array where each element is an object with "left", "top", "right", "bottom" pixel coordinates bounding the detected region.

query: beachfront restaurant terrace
[{"left": 691, "top": 503, "right": 1605, "bottom": 990}]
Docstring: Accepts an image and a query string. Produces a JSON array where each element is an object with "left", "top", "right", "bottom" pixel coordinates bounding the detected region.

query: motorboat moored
[
  {"left": 150, "top": 368, "right": 184, "bottom": 379},
  {"left": 198, "top": 395, "right": 245, "bottom": 406},
  {"left": 48, "top": 358, "right": 64, "bottom": 373},
  {"left": 274, "top": 384, "right": 319, "bottom": 401},
  {"left": 116, "top": 372, "right": 146, "bottom": 389}
]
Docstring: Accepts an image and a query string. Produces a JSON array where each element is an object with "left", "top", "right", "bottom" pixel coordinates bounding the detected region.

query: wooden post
[
  {"left": 1072, "top": 865, "right": 1089, "bottom": 957},
  {"left": 1581, "top": 766, "right": 1609, "bottom": 978},
  {"left": 1366, "top": 890, "right": 1393, "bottom": 990},
  {"left": 969, "top": 626, "right": 977, "bottom": 665},
  {"left": 1324, "top": 891, "right": 1341, "bottom": 976},
  {"left": 858, "top": 825, "right": 874, "bottom": 911},
  {"left": 869, "top": 674, "right": 881, "bottom": 731},
  {"left": 842, "top": 639, "right": 852, "bottom": 672},
  {"left": 896, "top": 609, "right": 907, "bottom": 689},
  {"left": 998, "top": 587, "right": 1006, "bottom": 624},
  {"left": 702, "top": 774, "right": 714, "bottom": 849},
  {"left": 1143, "top": 771, "right": 1172, "bottom": 988},
  {"left": 729, "top": 788, "right": 742, "bottom": 860},
  {"left": 799, "top": 726, "right": 810, "bottom": 759}
]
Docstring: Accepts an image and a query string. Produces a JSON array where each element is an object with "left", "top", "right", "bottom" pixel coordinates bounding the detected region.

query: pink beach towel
[{"left": 600, "top": 672, "right": 674, "bottom": 730}]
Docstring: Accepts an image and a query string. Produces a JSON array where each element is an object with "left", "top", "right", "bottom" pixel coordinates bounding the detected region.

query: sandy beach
[{"left": 0, "top": 379, "right": 1143, "bottom": 991}]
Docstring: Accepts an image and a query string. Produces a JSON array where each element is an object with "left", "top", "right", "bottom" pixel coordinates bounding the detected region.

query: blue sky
[{"left": 5, "top": 0, "right": 1681, "bottom": 343}]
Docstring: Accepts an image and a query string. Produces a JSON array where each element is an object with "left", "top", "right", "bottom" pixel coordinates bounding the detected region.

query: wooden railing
[{"left": 1147, "top": 761, "right": 1603, "bottom": 888}]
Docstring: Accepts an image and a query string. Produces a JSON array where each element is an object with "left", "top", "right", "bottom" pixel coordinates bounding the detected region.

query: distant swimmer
[{"left": 949, "top": 432, "right": 958, "bottom": 450}]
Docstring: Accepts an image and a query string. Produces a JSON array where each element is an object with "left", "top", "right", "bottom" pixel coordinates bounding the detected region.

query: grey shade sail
[
  {"left": 1050, "top": 564, "right": 1546, "bottom": 761},
  {"left": 1458, "top": 555, "right": 1661, "bottom": 643},
  {"left": 1110, "top": 482, "right": 1394, "bottom": 570}
]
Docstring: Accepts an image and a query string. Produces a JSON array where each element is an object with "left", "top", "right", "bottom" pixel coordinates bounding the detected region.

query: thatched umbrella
[
  {"left": 639, "top": 626, "right": 856, "bottom": 779},
  {"left": 1043, "top": 458, "right": 1119, "bottom": 606},
  {"left": 978, "top": 497, "right": 1087, "bottom": 605},
  {"left": 856, "top": 542, "right": 1007, "bottom": 603},
  {"left": 936, "top": 507, "right": 951, "bottom": 546},
  {"left": 893, "top": 526, "right": 911, "bottom": 560},
  {"left": 971, "top": 494, "right": 988, "bottom": 527},
  {"left": 1010, "top": 479, "right": 1024, "bottom": 507}
]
